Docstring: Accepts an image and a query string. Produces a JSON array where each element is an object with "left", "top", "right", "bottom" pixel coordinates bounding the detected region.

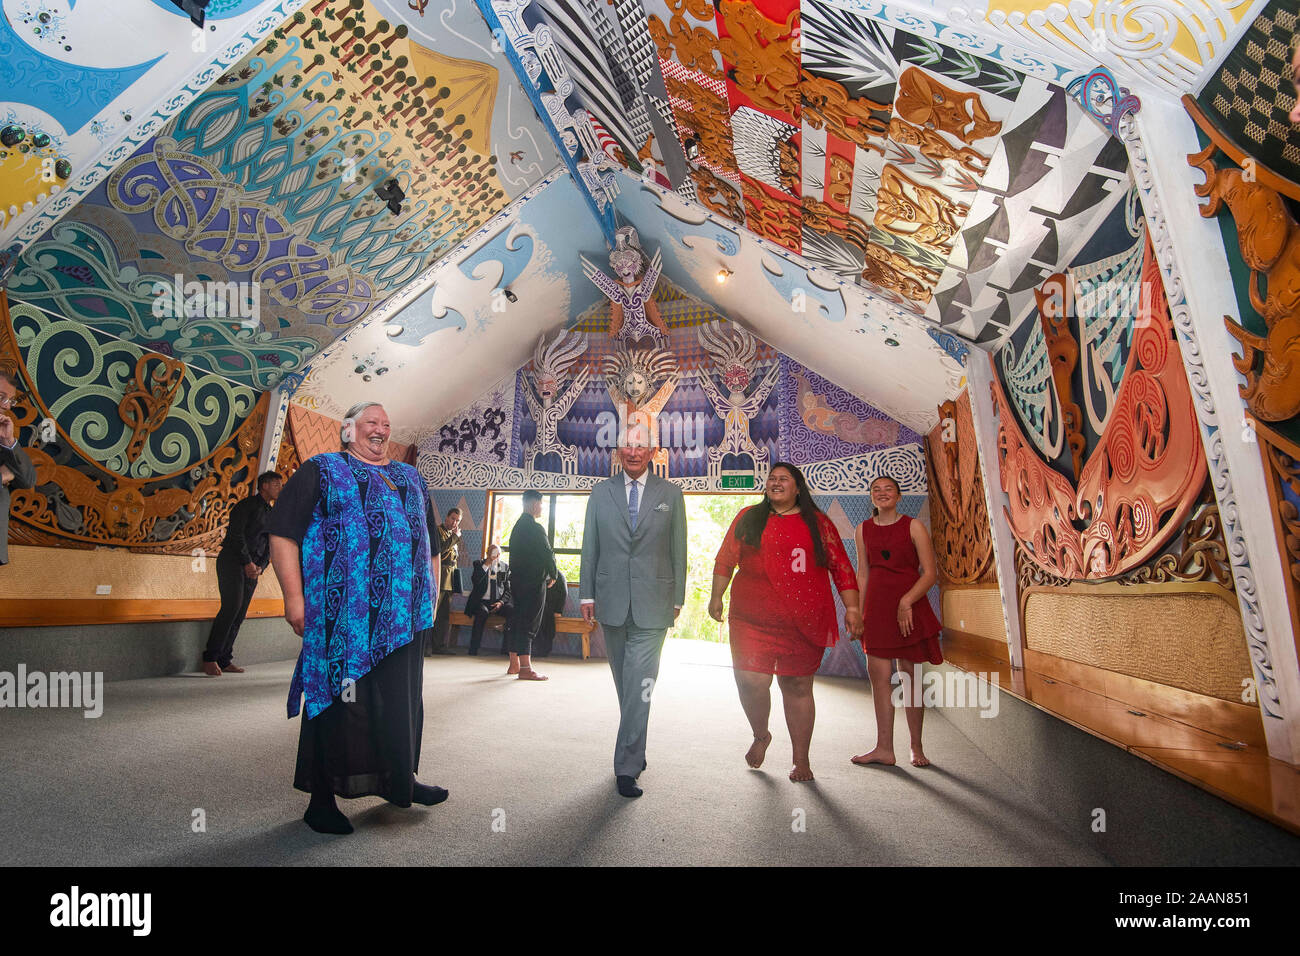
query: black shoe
[
  {"left": 303, "top": 802, "right": 353, "bottom": 835},
  {"left": 616, "top": 775, "right": 642, "bottom": 798},
  {"left": 412, "top": 783, "right": 449, "bottom": 806}
]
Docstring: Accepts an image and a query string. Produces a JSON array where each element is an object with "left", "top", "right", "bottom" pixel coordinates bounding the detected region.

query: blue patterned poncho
[{"left": 286, "top": 453, "right": 434, "bottom": 720}]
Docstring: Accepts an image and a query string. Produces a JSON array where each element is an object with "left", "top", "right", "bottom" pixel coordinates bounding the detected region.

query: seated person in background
[
  {"left": 466, "top": 544, "right": 512, "bottom": 656},
  {"left": 532, "top": 570, "right": 567, "bottom": 659}
]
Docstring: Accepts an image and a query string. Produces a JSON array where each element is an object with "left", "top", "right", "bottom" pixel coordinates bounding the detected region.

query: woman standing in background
[{"left": 852, "top": 475, "right": 942, "bottom": 769}]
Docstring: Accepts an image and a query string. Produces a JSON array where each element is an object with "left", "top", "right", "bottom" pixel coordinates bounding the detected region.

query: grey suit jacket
[
  {"left": 0, "top": 440, "right": 36, "bottom": 566},
  {"left": 579, "top": 472, "right": 687, "bottom": 629}
]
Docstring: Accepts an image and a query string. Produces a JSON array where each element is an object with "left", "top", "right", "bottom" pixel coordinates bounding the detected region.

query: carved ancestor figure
[
  {"left": 876, "top": 164, "right": 969, "bottom": 253},
  {"left": 522, "top": 329, "right": 589, "bottom": 476},
  {"left": 604, "top": 346, "right": 679, "bottom": 477},
  {"left": 888, "top": 117, "right": 990, "bottom": 175},
  {"left": 895, "top": 67, "right": 1002, "bottom": 144},
  {"left": 696, "top": 321, "right": 778, "bottom": 485},
  {"left": 800, "top": 70, "right": 891, "bottom": 151},
  {"left": 1189, "top": 142, "right": 1300, "bottom": 421},
  {"left": 582, "top": 226, "right": 671, "bottom": 345}
]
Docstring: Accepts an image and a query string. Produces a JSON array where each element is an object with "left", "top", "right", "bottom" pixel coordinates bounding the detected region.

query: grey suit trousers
[{"left": 602, "top": 621, "right": 667, "bottom": 778}]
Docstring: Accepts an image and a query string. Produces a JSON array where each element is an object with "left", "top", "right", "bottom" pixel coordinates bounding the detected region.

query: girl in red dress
[
  {"left": 710, "top": 462, "right": 863, "bottom": 782},
  {"left": 853, "top": 475, "right": 942, "bottom": 768}
]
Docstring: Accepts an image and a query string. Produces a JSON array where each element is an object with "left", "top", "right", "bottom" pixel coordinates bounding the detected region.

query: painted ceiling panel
[
  {"left": 4, "top": 0, "right": 561, "bottom": 390},
  {"left": 486, "top": 0, "right": 1131, "bottom": 349},
  {"left": 289, "top": 171, "right": 608, "bottom": 439},
  {"left": 1, "top": 0, "right": 313, "bottom": 245}
]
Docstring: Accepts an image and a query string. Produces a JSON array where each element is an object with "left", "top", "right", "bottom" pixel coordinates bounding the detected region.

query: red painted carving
[{"left": 991, "top": 238, "right": 1205, "bottom": 579}]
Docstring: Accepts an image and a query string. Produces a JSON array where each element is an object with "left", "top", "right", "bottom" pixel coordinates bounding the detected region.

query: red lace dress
[
  {"left": 858, "top": 515, "right": 943, "bottom": 664},
  {"left": 714, "top": 508, "right": 858, "bottom": 676}
]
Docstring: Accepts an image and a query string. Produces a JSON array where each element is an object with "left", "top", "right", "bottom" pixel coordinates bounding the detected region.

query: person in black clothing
[
  {"left": 0, "top": 370, "right": 36, "bottom": 567},
  {"left": 532, "top": 570, "right": 567, "bottom": 659},
  {"left": 202, "top": 471, "right": 283, "bottom": 676},
  {"left": 506, "top": 489, "right": 556, "bottom": 681},
  {"left": 465, "top": 544, "right": 512, "bottom": 655}
]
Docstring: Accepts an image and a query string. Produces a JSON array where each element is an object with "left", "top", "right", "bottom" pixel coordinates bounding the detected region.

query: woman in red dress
[
  {"left": 853, "top": 475, "right": 942, "bottom": 768},
  {"left": 709, "top": 462, "right": 862, "bottom": 782}
]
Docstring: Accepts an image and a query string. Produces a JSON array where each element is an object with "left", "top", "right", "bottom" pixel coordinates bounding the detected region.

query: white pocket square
[{"left": 654, "top": 502, "right": 670, "bottom": 512}]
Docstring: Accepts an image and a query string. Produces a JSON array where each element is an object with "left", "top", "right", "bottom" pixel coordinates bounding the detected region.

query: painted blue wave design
[{"left": 0, "top": 12, "right": 163, "bottom": 135}]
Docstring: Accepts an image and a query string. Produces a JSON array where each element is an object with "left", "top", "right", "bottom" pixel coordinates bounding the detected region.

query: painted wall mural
[
  {"left": 422, "top": 280, "right": 927, "bottom": 495},
  {"left": 2, "top": 291, "right": 269, "bottom": 554}
]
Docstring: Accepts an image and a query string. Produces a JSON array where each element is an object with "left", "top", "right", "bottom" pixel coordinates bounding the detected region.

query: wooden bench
[{"left": 449, "top": 610, "right": 596, "bottom": 660}]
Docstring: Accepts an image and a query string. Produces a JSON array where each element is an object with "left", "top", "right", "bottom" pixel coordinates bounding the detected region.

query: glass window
[{"left": 488, "top": 491, "right": 588, "bottom": 584}]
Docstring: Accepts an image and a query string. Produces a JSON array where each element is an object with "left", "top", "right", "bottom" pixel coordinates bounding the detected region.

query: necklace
[{"left": 772, "top": 505, "right": 799, "bottom": 516}]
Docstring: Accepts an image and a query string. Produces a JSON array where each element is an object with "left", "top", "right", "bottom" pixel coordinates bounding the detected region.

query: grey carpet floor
[{"left": 1, "top": 638, "right": 1108, "bottom": 866}]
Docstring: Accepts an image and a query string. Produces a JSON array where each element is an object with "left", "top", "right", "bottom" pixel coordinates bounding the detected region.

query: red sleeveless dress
[{"left": 859, "top": 515, "right": 943, "bottom": 664}]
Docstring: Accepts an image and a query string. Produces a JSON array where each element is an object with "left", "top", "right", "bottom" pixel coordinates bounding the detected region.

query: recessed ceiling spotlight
[
  {"left": 884, "top": 337, "right": 900, "bottom": 347},
  {"left": 503, "top": 288, "right": 518, "bottom": 303},
  {"left": 683, "top": 136, "right": 701, "bottom": 160},
  {"left": 716, "top": 268, "right": 732, "bottom": 284}
]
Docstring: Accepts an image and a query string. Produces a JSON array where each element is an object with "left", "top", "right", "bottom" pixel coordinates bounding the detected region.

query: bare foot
[
  {"left": 910, "top": 747, "right": 931, "bottom": 767},
  {"left": 851, "top": 748, "right": 895, "bottom": 767},
  {"left": 745, "top": 731, "right": 772, "bottom": 769},
  {"left": 789, "top": 763, "right": 814, "bottom": 782}
]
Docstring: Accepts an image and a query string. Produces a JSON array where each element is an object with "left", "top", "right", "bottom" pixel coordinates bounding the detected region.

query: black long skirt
[{"left": 293, "top": 629, "right": 429, "bottom": 807}]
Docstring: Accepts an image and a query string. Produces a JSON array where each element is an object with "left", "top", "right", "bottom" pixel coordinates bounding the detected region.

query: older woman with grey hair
[{"left": 267, "top": 401, "right": 447, "bottom": 835}]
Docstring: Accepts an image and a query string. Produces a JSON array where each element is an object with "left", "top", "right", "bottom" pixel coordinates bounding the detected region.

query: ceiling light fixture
[
  {"left": 375, "top": 178, "right": 406, "bottom": 216},
  {"left": 169, "top": 0, "right": 211, "bottom": 28},
  {"left": 683, "top": 136, "right": 701, "bottom": 161},
  {"left": 716, "top": 268, "right": 732, "bottom": 284},
  {"left": 503, "top": 288, "right": 518, "bottom": 303},
  {"left": 385, "top": 324, "right": 404, "bottom": 337}
]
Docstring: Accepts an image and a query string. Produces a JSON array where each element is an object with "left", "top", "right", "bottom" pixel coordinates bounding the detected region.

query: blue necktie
[{"left": 628, "top": 478, "right": 639, "bottom": 531}]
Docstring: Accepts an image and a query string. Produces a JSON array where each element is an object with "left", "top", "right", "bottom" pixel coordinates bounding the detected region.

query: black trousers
[
  {"left": 428, "top": 591, "right": 453, "bottom": 651},
  {"left": 204, "top": 558, "right": 258, "bottom": 666},
  {"left": 468, "top": 605, "right": 511, "bottom": 654}
]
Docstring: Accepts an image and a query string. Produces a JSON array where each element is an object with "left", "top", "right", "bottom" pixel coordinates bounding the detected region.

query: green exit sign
[{"left": 720, "top": 473, "right": 756, "bottom": 489}]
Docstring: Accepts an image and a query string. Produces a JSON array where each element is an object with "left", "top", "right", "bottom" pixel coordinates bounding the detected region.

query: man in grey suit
[{"left": 580, "top": 428, "right": 687, "bottom": 798}]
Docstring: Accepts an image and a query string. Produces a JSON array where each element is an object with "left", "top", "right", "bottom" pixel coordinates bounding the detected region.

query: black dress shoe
[{"left": 616, "top": 775, "right": 642, "bottom": 798}]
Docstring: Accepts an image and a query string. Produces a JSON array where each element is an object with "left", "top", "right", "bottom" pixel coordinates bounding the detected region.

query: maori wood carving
[
  {"left": 2, "top": 293, "right": 269, "bottom": 555},
  {"left": 1186, "top": 96, "right": 1300, "bottom": 422},
  {"left": 1036, "top": 274, "right": 1086, "bottom": 480},
  {"left": 991, "top": 238, "right": 1205, "bottom": 579},
  {"left": 120, "top": 354, "right": 186, "bottom": 466},
  {"left": 926, "top": 392, "right": 994, "bottom": 585}
]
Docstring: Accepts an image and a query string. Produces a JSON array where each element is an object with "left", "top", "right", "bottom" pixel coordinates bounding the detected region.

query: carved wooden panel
[
  {"left": 926, "top": 390, "right": 994, "bottom": 585},
  {"left": 991, "top": 236, "right": 1205, "bottom": 579}
]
